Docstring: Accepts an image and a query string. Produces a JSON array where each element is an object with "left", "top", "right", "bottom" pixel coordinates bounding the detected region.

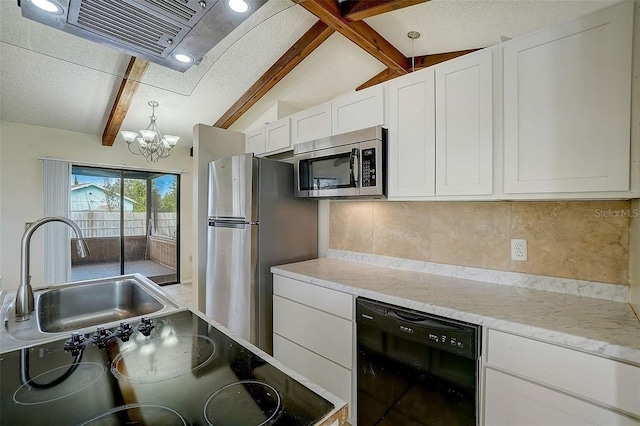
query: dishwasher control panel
[{"left": 356, "top": 297, "right": 479, "bottom": 359}]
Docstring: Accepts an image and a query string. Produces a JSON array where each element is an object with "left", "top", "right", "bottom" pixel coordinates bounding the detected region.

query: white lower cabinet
[
  {"left": 272, "top": 275, "right": 355, "bottom": 424},
  {"left": 273, "top": 334, "right": 352, "bottom": 410},
  {"left": 484, "top": 368, "right": 638, "bottom": 426},
  {"left": 483, "top": 329, "right": 640, "bottom": 425}
]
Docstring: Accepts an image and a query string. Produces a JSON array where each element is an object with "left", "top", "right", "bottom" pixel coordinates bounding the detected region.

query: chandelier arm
[
  {"left": 123, "top": 101, "right": 175, "bottom": 163},
  {"left": 127, "top": 143, "right": 143, "bottom": 156}
]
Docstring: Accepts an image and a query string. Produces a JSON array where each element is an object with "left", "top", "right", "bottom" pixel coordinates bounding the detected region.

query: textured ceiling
[
  {"left": 0, "top": 0, "right": 619, "bottom": 150},
  {"left": 365, "top": 0, "right": 619, "bottom": 56}
]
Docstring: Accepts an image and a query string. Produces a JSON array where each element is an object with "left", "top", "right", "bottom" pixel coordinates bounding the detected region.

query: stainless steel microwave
[{"left": 294, "top": 126, "right": 386, "bottom": 198}]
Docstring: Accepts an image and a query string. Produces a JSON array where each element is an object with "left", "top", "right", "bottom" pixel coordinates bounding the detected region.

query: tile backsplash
[{"left": 329, "top": 201, "right": 631, "bottom": 285}]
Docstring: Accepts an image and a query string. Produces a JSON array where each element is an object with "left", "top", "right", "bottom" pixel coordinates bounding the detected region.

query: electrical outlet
[{"left": 511, "top": 238, "right": 528, "bottom": 261}]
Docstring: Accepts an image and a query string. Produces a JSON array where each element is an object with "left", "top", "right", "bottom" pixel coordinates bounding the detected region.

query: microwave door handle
[{"left": 350, "top": 148, "right": 360, "bottom": 187}]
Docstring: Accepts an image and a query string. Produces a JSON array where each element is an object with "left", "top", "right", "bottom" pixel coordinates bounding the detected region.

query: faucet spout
[{"left": 14, "top": 216, "right": 90, "bottom": 321}]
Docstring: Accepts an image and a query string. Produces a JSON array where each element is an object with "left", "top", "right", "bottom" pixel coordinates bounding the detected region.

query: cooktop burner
[
  {"left": 13, "top": 361, "right": 105, "bottom": 405},
  {"left": 204, "top": 380, "right": 282, "bottom": 425},
  {"left": 78, "top": 403, "right": 188, "bottom": 426},
  {"left": 1, "top": 310, "right": 335, "bottom": 425},
  {"left": 111, "top": 334, "right": 216, "bottom": 383}
]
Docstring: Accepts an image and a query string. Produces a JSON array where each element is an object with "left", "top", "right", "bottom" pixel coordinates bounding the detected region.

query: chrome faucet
[{"left": 14, "top": 216, "right": 90, "bottom": 321}]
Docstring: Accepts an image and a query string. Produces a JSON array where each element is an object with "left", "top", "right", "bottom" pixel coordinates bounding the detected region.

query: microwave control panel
[{"left": 361, "top": 148, "right": 376, "bottom": 187}]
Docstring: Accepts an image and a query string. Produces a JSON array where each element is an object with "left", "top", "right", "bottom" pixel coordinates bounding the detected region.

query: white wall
[{"left": 0, "top": 120, "right": 193, "bottom": 291}]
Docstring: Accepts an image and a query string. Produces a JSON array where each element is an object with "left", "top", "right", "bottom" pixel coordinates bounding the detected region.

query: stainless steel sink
[
  {"left": 1, "top": 274, "right": 184, "bottom": 351},
  {"left": 37, "top": 279, "right": 165, "bottom": 333}
]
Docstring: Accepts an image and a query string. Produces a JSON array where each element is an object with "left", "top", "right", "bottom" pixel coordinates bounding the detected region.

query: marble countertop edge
[{"left": 271, "top": 266, "right": 640, "bottom": 367}]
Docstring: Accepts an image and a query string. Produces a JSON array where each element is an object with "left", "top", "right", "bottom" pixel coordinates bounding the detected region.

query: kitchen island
[{"left": 0, "top": 292, "right": 348, "bottom": 425}]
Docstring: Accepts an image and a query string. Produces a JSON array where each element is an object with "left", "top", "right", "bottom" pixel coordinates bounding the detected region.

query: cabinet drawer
[
  {"left": 484, "top": 368, "right": 638, "bottom": 425},
  {"left": 273, "top": 275, "right": 353, "bottom": 321},
  {"left": 273, "top": 295, "right": 353, "bottom": 369},
  {"left": 486, "top": 329, "right": 640, "bottom": 417},
  {"left": 274, "top": 334, "right": 352, "bottom": 409}
]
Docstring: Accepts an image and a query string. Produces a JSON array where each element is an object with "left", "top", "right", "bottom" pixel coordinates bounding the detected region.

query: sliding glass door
[{"left": 70, "top": 166, "right": 179, "bottom": 285}]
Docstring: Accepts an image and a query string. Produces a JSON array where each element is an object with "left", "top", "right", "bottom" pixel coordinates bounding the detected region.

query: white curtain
[{"left": 43, "top": 159, "right": 71, "bottom": 284}]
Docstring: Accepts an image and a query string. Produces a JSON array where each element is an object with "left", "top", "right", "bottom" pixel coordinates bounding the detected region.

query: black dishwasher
[{"left": 356, "top": 297, "right": 480, "bottom": 426}]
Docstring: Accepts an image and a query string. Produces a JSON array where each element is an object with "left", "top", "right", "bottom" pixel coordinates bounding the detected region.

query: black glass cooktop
[{"left": 0, "top": 310, "right": 334, "bottom": 425}]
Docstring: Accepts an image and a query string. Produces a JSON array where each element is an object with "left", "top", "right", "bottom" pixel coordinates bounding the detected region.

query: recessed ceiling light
[
  {"left": 228, "top": 0, "right": 249, "bottom": 13},
  {"left": 172, "top": 53, "right": 194, "bottom": 64},
  {"left": 30, "top": 0, "right": 63, "bottom": 14}
]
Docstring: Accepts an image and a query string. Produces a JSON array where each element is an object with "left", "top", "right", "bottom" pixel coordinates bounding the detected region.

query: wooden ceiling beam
[
  {"left": 297, "top": 0, "right": 408, "bottom": 75},
  {"left": 341, "top": 0, "right": 430, "bottom": 21},
  {"left": 356, "top": 48, "right": 481, "bottom": 90},
  {"left": 214, "top": 21, "right": 334, "bottom": 129},
  {"left": 102, "top": 57, "right": 149, "bottom": 147},
  {"left": 356, "top": 68, "right": 398, "bottom": 91},
  {"left": 411, "top": 49, "right": 479, "bottom": 70}
]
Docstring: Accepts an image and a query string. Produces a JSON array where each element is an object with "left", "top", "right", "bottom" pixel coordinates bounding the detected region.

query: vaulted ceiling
[{"left": 0, "top": 0, "right": 618, "bottom": 155}]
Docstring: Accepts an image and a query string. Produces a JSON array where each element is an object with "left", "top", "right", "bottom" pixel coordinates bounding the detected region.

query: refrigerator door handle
[{"left": 208, "top": 220, "right": 248, "bottom": 229}]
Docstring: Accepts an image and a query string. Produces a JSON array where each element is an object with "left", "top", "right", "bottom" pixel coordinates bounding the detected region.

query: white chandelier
[{"left": 120, "top": 101, "right": 179, "bottom": 162}]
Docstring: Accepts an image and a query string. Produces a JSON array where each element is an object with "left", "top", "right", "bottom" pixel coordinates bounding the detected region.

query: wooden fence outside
[{"left": 70, "top": 211, "right": 177, "bottom": 239}]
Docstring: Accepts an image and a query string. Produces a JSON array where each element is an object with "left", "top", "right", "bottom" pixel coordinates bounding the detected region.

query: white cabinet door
[
  {"left": 265, "top": 117, "right": 291, "bottom": 153},
  {"left": 485, "top": 329, "right": 640, "bottom": 418},
  {"left": 331, "top": 84, "right": 384, "bottom": 136},
  {"left": 273, "top": 334, "right": 352, "bottom": 412},
  {"left": 273, "top": 295, "right": 352, "bottom": 369},
  {"left": 503, "top": 2, "right": 633, "bottom": 194},
  {"left": 435, "top": 48, "right": 493, "bottom": 196},
  {"left": 245, "top": 126, "right": 266, "bottom": 155},
  {"left": 484, "top": 368, "right": 639, "bottom": 426},
  {"left": 290, "top": 102, "right": 332, "bottom": 145},
  {"left": 388, "top": 68, "right": 436, "bottom": 198}
]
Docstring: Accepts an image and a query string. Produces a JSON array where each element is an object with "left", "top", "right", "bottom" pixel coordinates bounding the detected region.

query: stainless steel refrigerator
[{"left": 205, "top": 153, "right": 318, "bottom": 354}]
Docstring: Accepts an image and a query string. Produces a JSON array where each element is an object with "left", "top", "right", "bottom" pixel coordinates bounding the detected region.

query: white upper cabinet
[
  {"left": 331, "top": 84, "right": 385, "bottom": 136},
  {"left": 264, "top": 117, "right": 291, "bottom": 153},
  {"left": 435, "top": 48, "right": 494, "bottom": 196},
  {"left": 290, "top": 102, "right": 332, "bottom": 145},
  {"left": 248, "top": 85, "right": 385, "bottom": 156},
  {"left": 245, "top": 126, "right": 266, "bottom": 156},
  {"left": 503, "top": 1, "right": 633, "bottom": 194},
  {"left": 388, "top": 67, "right": 436, "bottom": 198}
]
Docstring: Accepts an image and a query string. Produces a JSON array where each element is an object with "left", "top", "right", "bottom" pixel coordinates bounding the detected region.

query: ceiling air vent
[
  {"left": 69, "top": 0, "right": 187, "bottom": 58},
  {"left": 138, "top": 0, "right": 198, "bottom": 23},
  {"left": 18, "top": 0, "right": 268, "bottom": 72}
]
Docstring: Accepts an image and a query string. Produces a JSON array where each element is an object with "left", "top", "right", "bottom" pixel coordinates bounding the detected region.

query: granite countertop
[{"left": 272, "top": 256, "right": 640, "bottom": 366}]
